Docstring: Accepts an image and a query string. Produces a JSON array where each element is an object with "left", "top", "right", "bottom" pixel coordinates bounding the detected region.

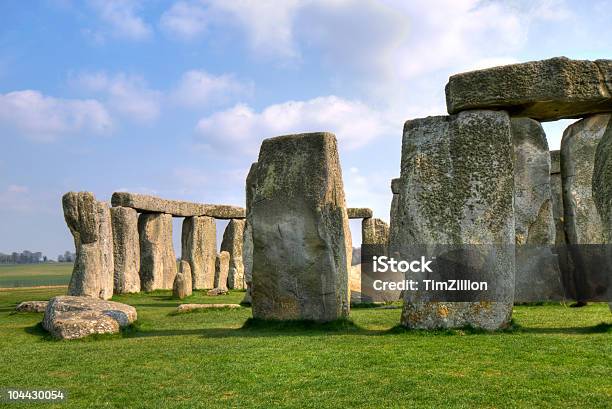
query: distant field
[{"left": 0, "top": 263, "right": 73, "bottom": 288}]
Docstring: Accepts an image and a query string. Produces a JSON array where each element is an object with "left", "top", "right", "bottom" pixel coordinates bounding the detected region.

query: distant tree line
[
  {"left": 0, "top": 250, "right": 76, "bottom": 264},
  {"left": 57, "top": 251, "right": 76, "bottom": 263}
]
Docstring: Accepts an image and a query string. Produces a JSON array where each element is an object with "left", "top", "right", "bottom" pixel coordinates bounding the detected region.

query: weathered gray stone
[
  {"left": 362, "top": 218, "right": 389, "bottom": 246},
  {"left": 389, "top": 178, "right": 401, "bottom": 256},
  {"left": 173, "top": 260, "right": 192, "bottom": 299},
  {"left": 176, "top": 303, "right": 240, "bottom": 313},
  {"left": 110, "top": 206, "right": 140, "bottom": 294},
  {"left": 347, "top": 208, "right": 373, "bottom": 219},
  {"left": 391, "top": 178, "right": 401, "bottom": 195},
  {"left": 98, "top": 202, "right": 114, "bottom": 297},
  {"left": 593, "top": 115, "right": 612, "bottom": 240},
  {"left": 207, "top": 288, "right": 228, "bottom": 296},
  {"left": 15, "top": 301, "right": 48, "bottom": 313},
  {"left": 550, "top": 150, "right": 565, "bottom": 245},
  {"left": 112, "top": 192, "right": 245, "bottom": 219},
  {"left": 251, "top": 132, "right": 352, "bottom": 322},
  {"left": 63, "top": 192, "right": 114, "bottom": 300},
  {"left": 214, "top": 251, "right": 230, "bottom": 290},
  {"left": 138, "top": 213, "right": 177, "bottom": 291},
  {"left": 550, "top": 150, "right": 571, "bottom": 296},
  {"left": 221, "top": 219, "right": 246, "bottom": 289},
  {"left": 561, "top": 114, "right": 610, "bottom": 302},
  {"left": 361, "top": 217, "right": 398, "bottom": 303},
  {"left": 242, "top": 162, "right": 257, "bottom": 305},
  {"left": 181, "top": 216, "right": 216, "bottom": 289},
  {"left": 396, "top": 111, "right": 515, "bottom": 330},
  {"left": 562, "top": 115, "right": 609, "bottom": 244},
  {"left": 43, "top": 296, "right": 137, "bottom": 340},
  {"left": 511, "top": 118, "right": 564, "bottom": 302},
  {"left": 446, "top": 57, "right": 612, "bottom": 121}
]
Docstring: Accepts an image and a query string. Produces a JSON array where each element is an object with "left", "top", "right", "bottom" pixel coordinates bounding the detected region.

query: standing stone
[
  {"left": 362, "top": 218, "right": 389, "bottom": 246},
  {"left": 561, "top": 114, "right": 609, "bottom": 301},
  {"left": 221, "top": 219, "right": 246, "bottom": 289},
  {"left": 110, "top": 206, "right": 140, "bottom": 294},
  {"left": 592, "top": 114, "right": 612, "bottom": 240},
  {"left": 138, "top": 213, "right": 177, "bottom": 291},
  {"left": 214, "top": 251, "right": 230, "bottom": 290},
  {"left": 389, "top": 178, "right": 401, "bottom": 255},
  {"left": 550, "top": 150, "right": 571, "bottom": 296},
  {"left": 361, "top": 217, "right": 398, "bottom": 302},
  {"left": 590, "top": 114, "right": 612, "bottom": 304},
  {"left": 550, "top": 151, "right": 566, "bottom": 247},
  {"left": 97, "top": 202, "right": 114, "bottom": 297},
  {"left": 242, "top": 162, "right": 258, "bottom": 304},
  {"left": 181, "top": 216, "right": 216, "bottom": 289},
  {"left": 396, "top": 111, "right": 515, "bottom": 330},
  {"left": 511, "top": 118, "right": 564, "bottom": 302},
  {"left": 173, "top": 260, "right": 193, "bottom": 299},
  {"left": 63, "top": 192, "right": 114, "bottom": 300},
  {"left": 251, "top": 132, "right": 352, "bottom": 322}
]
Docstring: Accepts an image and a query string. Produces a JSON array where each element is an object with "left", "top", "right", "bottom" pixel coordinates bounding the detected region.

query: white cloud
[
  {"left": 195, "top": 96, "right": 394, "bottom": 154},
  {"left": 74, "top": 72, "right": 161, "bottom": 122},
  {"left": 160, "top": 1, "right": 210, "bottom": 39},
  {"left": 160, "top": 0, "right": 300, "bottom": 59},
  {"left": 88, "top": 0, "right": 152, "bottom": 41},
  {"left": 0, "top": 90, "right": 111, "bottom": 142},
  {"left": 172, "top": 70, "right": 252, "bottom": 108},
  {"left": 160, "top": 0, "right": 570, "bottom": 104}
]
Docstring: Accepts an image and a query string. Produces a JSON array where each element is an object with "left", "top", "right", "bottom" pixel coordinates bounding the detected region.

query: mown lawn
[
  {"left": 0, "top": 263, "right": 73, "bottom": 288},
  {"left": 0, "top": 287, "right": 610, "bottom": 408}
]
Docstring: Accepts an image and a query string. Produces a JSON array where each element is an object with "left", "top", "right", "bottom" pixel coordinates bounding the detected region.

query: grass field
[
  {"left": 0, "top": 263, "right": 73, "bottom": 288},
  {"left": 0, "top": 284, "right": 611, "bottom": 408}
]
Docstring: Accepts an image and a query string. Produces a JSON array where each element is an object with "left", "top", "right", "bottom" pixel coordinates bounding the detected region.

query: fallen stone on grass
[
  {"left": 43, "top": 296, "right": 137, "bottom": 340},
  {"left": 15, "top": 300, "right": 48, "bottom": 313},
  {"left": 207, "top": 288, "right": 228, "bottom": 296},
  {"left": 176, "top": 303, "right": 240, "bottom": 313}
]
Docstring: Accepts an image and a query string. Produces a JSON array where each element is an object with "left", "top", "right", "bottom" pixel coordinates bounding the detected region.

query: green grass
[
  {"left": 0, "top": 263, "right": 73, "bottom": 288},
  {"left": 0, "top": 287, "right": 610, "bottom": 408}
]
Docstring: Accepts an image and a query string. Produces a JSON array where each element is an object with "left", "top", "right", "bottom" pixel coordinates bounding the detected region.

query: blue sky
[{"left": 1, "top": 0, "right": 611, "bottom": 259}]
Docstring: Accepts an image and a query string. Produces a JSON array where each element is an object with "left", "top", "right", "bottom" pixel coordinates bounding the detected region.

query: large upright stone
[
  {"left": 361, "top": 217, "right": 397, "bottom": 302},
  {"left": 63, "top": 192, "right": 114, "bottom": 300},
  {"left": 173, "top": 260, "right": 192, "bottom": 299},
  {"left": 214, "top": 251, "right": 230, "bottom": 290},
  {"left": 181, "top": 216, "right": 216, "bottom": 289},
  {"left": 112, "top": 192, "right": 244, "bottom": 219},
  {"left": 511, "top": 118, "right": 564, "bottom": 302},
  {"left": 562, "top": 114, "right": 610, "bottom": 302},
  {"left": 446, "top": 57, "right": 612, "bottom": 121},
  {"left": 592, "top": 115, "right": 612, "bottom": 239},
  {"left": 221, "top": 219, "right": 246, "bottom": 289},
  {"left": 389, "top": 178, "right": 401, "bottom": 253},
  {"left": 138, "top": 213, "right": 177, "bottom": 291},
  {"left": 110, "top": 206, "right": 140, "bottom": 294},
  {"left": 550, "top": 150, "right": 566, "bottom": 246},
  {"left": 589, "top": 114, "right": 612, "bottom": 303},
  {"left": 251, "top": 132, "right": 352, "bottom": 322},
  {"left": 242, "top": 162, "right": 258, "bottom": 304},
  {"left": 396, "top": 111, "right": 515, "bottom": 330},
  {"left": 362, "top": 218, "right": 389, "bottom": 246}
]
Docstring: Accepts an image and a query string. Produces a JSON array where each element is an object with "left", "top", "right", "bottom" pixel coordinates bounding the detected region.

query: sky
[{"left": 1, "top": 0, "right": 612, "bottom": 259}]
